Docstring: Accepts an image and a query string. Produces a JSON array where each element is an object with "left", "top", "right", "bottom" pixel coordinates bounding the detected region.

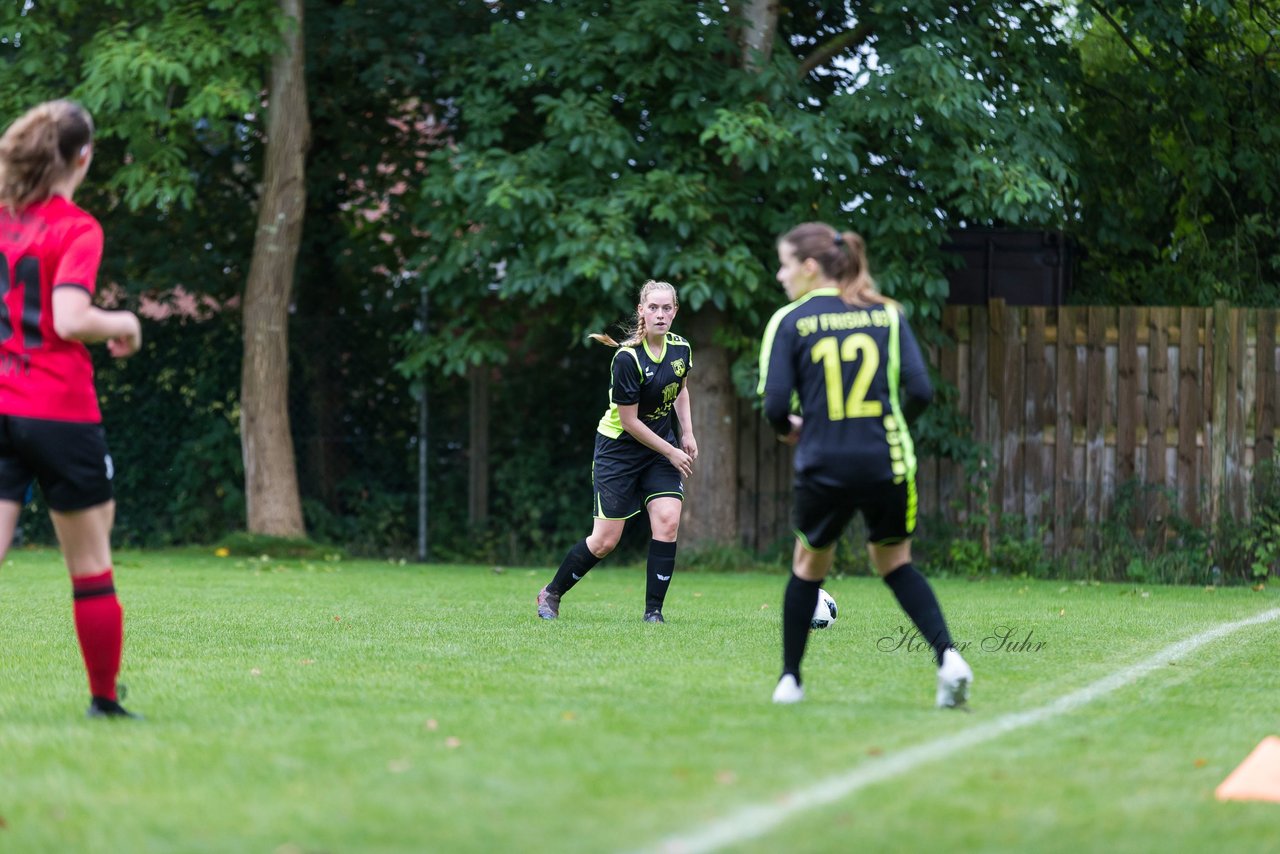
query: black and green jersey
[
  {"left": 757, "top": 289, "right": 932, "bottom": 487},
  {"left": 596, "top": 333, "right": 693, "bottom": 444}
]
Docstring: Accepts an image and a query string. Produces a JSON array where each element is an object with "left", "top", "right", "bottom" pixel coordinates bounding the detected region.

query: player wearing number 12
[
  {"left": 0, "top": 100, "right": 143, "bottom": 719},
  {"left": 758, "top": 222, "right": 972, "bottom": 707}
]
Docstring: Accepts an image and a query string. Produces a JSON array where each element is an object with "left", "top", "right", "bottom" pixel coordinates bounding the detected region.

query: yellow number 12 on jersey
[{"left": 810, "top": 333, "right": 883, "bottom": 421}]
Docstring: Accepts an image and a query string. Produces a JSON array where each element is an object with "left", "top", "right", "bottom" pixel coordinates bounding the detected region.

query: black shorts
[
  {"left": 591, "top": 433, "right": 684, "bottom": 520},
  {"left": 792, "top": 476, "right": 917, "bottom": 551},
  {"left": 0, "top": 415, "right": 115, "bottom": 512}
]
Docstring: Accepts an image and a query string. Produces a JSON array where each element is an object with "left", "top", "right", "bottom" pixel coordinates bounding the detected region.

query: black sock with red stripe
[{"left": 72, "top": 569, "right": 124, "bottom": 702}]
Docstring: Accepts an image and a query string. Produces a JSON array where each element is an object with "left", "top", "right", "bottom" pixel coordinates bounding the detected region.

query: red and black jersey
[{"left": 0, "top": 196, "right": 103, "bottom": 422}]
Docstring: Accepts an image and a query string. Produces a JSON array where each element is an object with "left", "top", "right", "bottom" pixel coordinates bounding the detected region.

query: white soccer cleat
[
  {"left": 936, "top": 648, "right": 973, "bottom": 709},
  {"left": 772, "top": 674, "right": 805, "bottom": 704}
]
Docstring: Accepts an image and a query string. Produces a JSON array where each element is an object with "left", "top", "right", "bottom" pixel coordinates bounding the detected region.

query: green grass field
[{"left": 2, "top": 548, "right": 1278, "bottom": 853}]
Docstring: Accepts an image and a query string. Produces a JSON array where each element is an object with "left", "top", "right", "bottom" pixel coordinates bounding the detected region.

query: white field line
[{"left": 638, "top": 606, "right": 1280, "bottom": 854}]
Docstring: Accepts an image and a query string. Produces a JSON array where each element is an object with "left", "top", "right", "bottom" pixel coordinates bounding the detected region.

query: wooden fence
[{"left": 735, "top": 300, "right": 1279, "bottom": 555}]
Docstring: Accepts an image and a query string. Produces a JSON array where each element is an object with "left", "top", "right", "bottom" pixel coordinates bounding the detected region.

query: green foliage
[
  {"left": 96, "top": 312, "right": 246, "bottom": 547},
  {"left": 1214, "top": 457, "right": 1280, "bottom": 583},
  {"left": 15, "top": 303, "right": 425, "bottom": 555},
  {"left": 916, "top": 465, "right": 1214, "bottom": 584},
  {"left": 990, "top": 514, "right": 1054, "bottom": 578},
  {"left": 829, "top": 518, "right": 874, "bottom": 578},
  {"left": 424, "top": 329, "right": 625, "bottom": 567},
  {"left": 679, "top": 542, "right": 788, "bottom": 573},
  {"left": 281, "top": 4, "right": 500, "bottom": 553},
  {"left": 285, "top": 308, "right": 422, "bottom": 558},
  {"left": 407, "top": 0, "right": 1077, "bottom": 378},
  {"left": 945, "top": 537, "right": 989, "bottom": 577},
  {"left": 1, "top": 0, "right": 282, "bottom": 213},
  {"left": 912, "top": 446, "right": 996, "bottom": 576},
  {"left": 910, "top": 376, "right": 985, "bottom": 464},
  {"left": 3, "top": 1, "right": 277, "bottom": 547},
  {"left": 928, "top": 507, "right": 1055, "bottom": 580},
  {"left": 8, "top": 1, "right": 1280, "bottom": 570},
  {"left": 2, "top": 2, "right": 281, "bottom": 314},
  {"left": 922, "top": 512, "right": 1055, "bottom": 581},
  {"left": 1073, "top": 479, "right": 1210, "bottom": 584},
  {"left": 401, "top": 2, "right": 1083, "bottom": 572},
  {"left": 1070, "top": 2, "right": 1280, "bottom": 305},
  {"left": 300, "top": 487, "right": 413, "bottom": 560},
  {"left": 4, "top": 4, "right": 494, "bottom": 554}
]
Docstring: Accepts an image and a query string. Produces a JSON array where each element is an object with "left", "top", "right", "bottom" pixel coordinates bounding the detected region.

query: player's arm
[
  {"left": 760, "top": 319, "right": 798, "bottom": 437},
  {"left": 674, "top": 384, "right": 697, "bottom": 460},
  {"left": 52, "top": 286, "right": 142, "bottom": 357},
  {"left": 618, "top": 403, "right": 694, "bottom": 479},
  {"left": 51, "top": 220, "right": 142, "bottom": 358},
  {"left": 897, "top": 314, "right": 933, "bottom": 423}
]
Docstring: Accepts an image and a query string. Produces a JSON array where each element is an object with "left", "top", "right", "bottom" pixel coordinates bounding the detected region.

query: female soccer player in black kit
[
  {"left": 537, "top": 279, "right": 697, "bottom": 623},
  {"left": 758, "top": 222, "right": 972, "bottom": 706}
]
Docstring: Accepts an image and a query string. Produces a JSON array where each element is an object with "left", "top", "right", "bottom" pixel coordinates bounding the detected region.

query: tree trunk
[
  {"left": 682, "top": 307, "right": 740, "bottom": 547},
  {"left": 740, "top": 0, "right": 779, "bottom": 71},
  {"left": 678, "top": 2, "right": 780, "bottom": 549},
  {"left": 241, "top": 0, "right": 309, "bottom": 537}
]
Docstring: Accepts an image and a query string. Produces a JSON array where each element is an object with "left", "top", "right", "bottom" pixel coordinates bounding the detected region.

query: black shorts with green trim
[
  {"left": 792, "top": 476, "right": 917, "bottom": 551},
  {"left": 0, "top": 415, "right": 115, "bottom": 512},
  {"left": 591, "top": 432, "right": 684, "bottom": 520}
]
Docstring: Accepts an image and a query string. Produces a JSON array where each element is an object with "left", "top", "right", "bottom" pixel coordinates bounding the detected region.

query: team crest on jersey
[{"left": 671, "top": 358, "right": 686, "bottom": 377}]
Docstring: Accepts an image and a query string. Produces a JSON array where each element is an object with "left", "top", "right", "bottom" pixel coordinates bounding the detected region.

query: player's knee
[
  {"left": 587, "top": 533, "right": 619, "bottom": 557},
  {"left": 647, "top": 505, "right": 681, "bottom": 539},
  {"left": 868, "top": 540, "right": 912, "bottom": 576},
  {"left": 651, "top": 517, "right": 680, "bottom": 540}
]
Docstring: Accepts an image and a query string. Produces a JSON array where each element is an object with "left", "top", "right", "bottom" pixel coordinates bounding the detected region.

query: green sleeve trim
[
  {"left": 758, "top": 290, "right": 839, "bottom": 396},
  {"left": 624, "top": 347, "right": 643, "bottom": 379},
  {"left": 758, "top": 307, "right": 789, "bottom": 396},
  {"left": 596, "top": 349, "right": 643, "bottom": 438},
  {"left": 884, "top": 305, "right": 918, "bottom": 482},
  {"left": 887, "top": 305, "right": 901, "bottom": 409}
]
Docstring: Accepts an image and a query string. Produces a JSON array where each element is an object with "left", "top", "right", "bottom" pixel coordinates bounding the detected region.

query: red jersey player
[{"left": 0, "top": 99, "right": 143, "bottom": 719}]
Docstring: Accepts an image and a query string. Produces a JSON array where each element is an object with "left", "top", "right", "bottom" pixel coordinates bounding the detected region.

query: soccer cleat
[
  {"left": 536, "top": 586, "right": 561, "bottom": 620},
  {"left": 772, "top": 674, "right": 804, "bottom": 704},
  {"left": 86, "top": 696, "right": 142, "bottom": 720},
  {"left": 642, "top": 609, "right": 664, "bottom": 623},
  {"left": 935, "top": 648, "right": 973, "bottom": 709}
]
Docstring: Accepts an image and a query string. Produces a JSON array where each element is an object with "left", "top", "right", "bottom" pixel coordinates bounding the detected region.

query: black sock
[
  {"left": 547, "top": 540, "right": 602, "bottom": 596},
  {"left": 645, "top": 539, "right": 677, "bottom": 612},
  {"left": 782, "top": 574, "right": 822, "bottom": 681},
  {"left": 883, "top": 563, "right": 953, "bottom": 665}
]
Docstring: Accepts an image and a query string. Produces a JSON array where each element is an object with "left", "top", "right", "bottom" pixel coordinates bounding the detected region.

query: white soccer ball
[{"left": 811, "top": 588, "right": 838, "bottom": 629}]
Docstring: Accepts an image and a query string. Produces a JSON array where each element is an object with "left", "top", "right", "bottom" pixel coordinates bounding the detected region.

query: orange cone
[{"left": 1216, "top": 736, "right": 1280, "bottom": 803}]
